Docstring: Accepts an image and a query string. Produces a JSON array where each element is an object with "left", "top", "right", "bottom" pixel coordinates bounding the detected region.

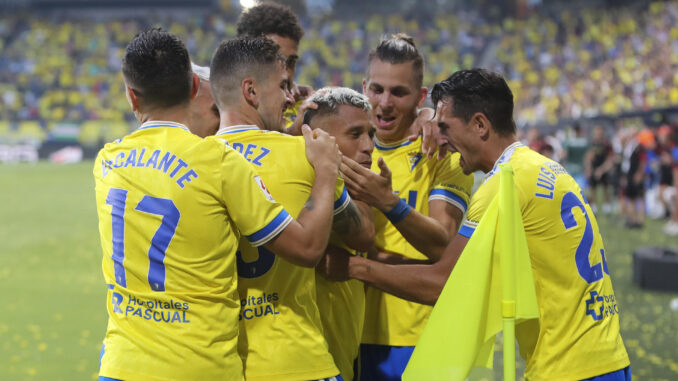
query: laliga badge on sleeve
[{"left": 254, "top": 175, "right": 276, "bottom": 202}]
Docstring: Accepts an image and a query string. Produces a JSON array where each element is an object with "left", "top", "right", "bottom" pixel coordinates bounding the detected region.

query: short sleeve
[
  {"left": 333, "top": 175, "right": 351, "bottom": 215},
  {"left": 458, "top": 174, "right": 497, "bottom": 239},
  {"left": 221, "top": 146, "right": 293, "bottom": 247},
  {"left": 429, "top": 152, "right": 474, "bottom": 213}
]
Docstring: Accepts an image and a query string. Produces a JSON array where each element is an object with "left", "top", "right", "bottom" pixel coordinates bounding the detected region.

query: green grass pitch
[{"left": 0, "top": 162, "right": 676, "bottom": 380}]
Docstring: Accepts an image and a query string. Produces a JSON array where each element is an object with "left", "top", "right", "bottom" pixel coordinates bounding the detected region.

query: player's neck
[
  {"left": 482, "top": 135, "right": 520, "bottom": 173},
  {"left": 218, "top": 108, "right": 262, "bottom": 131},
  {"left": 137, "top": 106, "right": 190, "bottom": 128}
]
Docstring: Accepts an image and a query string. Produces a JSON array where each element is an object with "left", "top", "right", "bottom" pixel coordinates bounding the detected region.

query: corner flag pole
[{"left": 499, "top": 164, "right": 517, "bottom": 381}]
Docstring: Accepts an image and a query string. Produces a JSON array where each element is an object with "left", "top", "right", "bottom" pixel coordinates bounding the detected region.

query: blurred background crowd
[{"left": 0, "top": 0, "right": 677, "bottom": 234}]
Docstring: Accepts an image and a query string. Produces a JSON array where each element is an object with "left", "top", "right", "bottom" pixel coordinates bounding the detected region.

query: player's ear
[
  {"left": 362, "top": 79, "right": 367, "bottom": 95},
  {"left": 417, "top": 86, "right": 428, "bottom": 108},
  {"left": 125, "top": 84, "right": 140, "bottom": 112},
  {"left": 189, "top": 73, "right": 200, "bottom": 101},
  {"left": 242, "top": 77, "right": 258, "bottom": 107},
  {"left": 473, "top": 112, "right": 491, "bottom": 139}
]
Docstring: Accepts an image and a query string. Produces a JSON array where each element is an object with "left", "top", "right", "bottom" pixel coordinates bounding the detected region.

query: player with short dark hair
[
  {"left": 236, "top": 2, "right": 305, "bottom": 95},
  {"left": 338, "top": 34, "right": 473, "bottom": 381},
  {"left": 236, "top": 1, "right": 304, "bottom": 43},
  {"left": 96, "top": 28, "right": 341, "bottom": 381},
  {"left": 121, "top": 28, "right": 193, "bottom": 111},
  {"left": 430, "top": 67, "right": 516, "bottom": 136},
  {"left": 332, "top": 68, "right": 631, "bottom": 380},
  {"left": 209, "top": 37, "right": 371, "bottom": 381}
]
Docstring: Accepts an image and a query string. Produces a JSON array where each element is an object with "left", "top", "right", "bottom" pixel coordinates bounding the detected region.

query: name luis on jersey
[
  {"left": 534, "top": 161, "right": 567, "bottom": 200},
  {"left": 101, "top": 148, "right": 198, "bottom": 189}
]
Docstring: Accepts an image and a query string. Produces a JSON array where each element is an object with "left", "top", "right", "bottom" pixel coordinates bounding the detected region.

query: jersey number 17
[{"left": 106, "top": 188, "right": 180, "bottom": 291}]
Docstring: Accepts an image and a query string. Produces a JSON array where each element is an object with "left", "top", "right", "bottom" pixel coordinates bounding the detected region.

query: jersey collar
[
  {"left": 137, "top": 120, "right": 190, "bottom": 132},
  {"left": 374, "top": 137, "right": 414, "bottom": 151},
  {"left": 215, "top": 125, "right": 260, "bottom": 136},
  {"left": 482, "top": 141, "right": 524, "bottom": 184}
]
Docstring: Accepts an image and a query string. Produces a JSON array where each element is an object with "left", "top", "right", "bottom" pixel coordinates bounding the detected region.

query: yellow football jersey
[
  {"left": 362, "top": 137, "right": 474, "bottom": 346},
  {"left": 94, "top": 121, "right": 291, "bottom": 381},
  {"left": 211, "top": 125, "right": 347, "bottom": 381},
  {"left": 461, "top": 143, "right": 629, "bottom": 380},
  {"left": 316, "top": 239, "right": 365, "bottom": 381}
]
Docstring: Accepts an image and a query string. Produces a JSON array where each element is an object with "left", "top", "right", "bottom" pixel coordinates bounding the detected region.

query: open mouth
[
  {"left": 376, "top": 115, "right": 396, "bottom": 128},
  {"left": 360, "top": 160, "right": 372, "bottom": 169}
]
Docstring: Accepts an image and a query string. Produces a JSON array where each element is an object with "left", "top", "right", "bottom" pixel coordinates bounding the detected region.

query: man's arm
[
  {"left": 321, "top": 233, "right": 470, "bottom": 305},
  {"left": 333, "top": 199, "right": 374, "bottom": 252},
  {"left": 263, "top": 126, "right": 340, "bottom": 267},
  {"left": 368, "top": 249, "right": 432, "bottom": 265},
  {"left": 340, "top": 156, "right": 462, "bottom": 261}
]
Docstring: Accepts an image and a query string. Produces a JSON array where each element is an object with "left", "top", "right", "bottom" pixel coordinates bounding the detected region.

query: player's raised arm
[
  {"left": 302, "top": 87, "right": 378, "bottom": 252},
  {"left": 263, "top": 125, "right": 341, "bottom": 267},
  {"left": 331, "top": 199, "right": 375, "bottom": 252}
]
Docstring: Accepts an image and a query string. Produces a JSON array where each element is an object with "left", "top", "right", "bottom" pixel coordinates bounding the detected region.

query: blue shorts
[
  {"left": 581, "top": 366, "right": 631, "bottom": 381},
  {"left": 359, "top": 344, "right": 415, "bottom": 381}
]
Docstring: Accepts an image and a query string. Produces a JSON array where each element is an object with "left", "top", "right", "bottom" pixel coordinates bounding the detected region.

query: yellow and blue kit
[
  {"left": 94, "top": 121, "right": 291, "bottom": 381},
  {"left": 316, "top": 239, "right": 366, "bottom": 381},
  {"left": 460, "top": 142, "right": 630, "bottom": 381},
  {"left": 211, "top": 125, "right": 349, "bottom": 381},
  {"left": 360, "top": 136, "right": 473, "bottom": 379},
  {"left": 362, "top": 137, "right": 473, "bottom": 346}
]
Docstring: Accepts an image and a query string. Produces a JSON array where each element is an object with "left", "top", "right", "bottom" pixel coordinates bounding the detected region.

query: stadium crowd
[
  {"left": 489, "top": 2, "right": 678, "bottom": 126},
  {"left": 6, "top": 1, "right": 676, "bottom": 236},
  {"left": 2, "top": 2, "right": 678, "bottom": 132}
]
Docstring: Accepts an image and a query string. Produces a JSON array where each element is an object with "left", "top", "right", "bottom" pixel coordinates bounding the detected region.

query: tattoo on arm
[
  {"left": 303, "top": 196, "right": 315, "bottom": 211},
  {"left": 333, "top": 201, "right": 362, "bottom": 235},
  {"left": 297, "top": 196, "right": 315, "bottom": 220}
]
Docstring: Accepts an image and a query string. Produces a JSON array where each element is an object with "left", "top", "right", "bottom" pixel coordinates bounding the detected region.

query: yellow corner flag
[{"left": 403, "top": 164, "right": 539, "bottom": 381}]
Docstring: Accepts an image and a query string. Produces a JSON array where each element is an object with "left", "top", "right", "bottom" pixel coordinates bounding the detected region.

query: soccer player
[
  {"left": 303, "top": 87, "right": 376, "bottom": 381},
  {"left": 209, "top": 37, "right": 371, "bottom": 381},
  {"left": 338, "top": 34, "right": 474, "bottom": 381},
  {"left": 334, "top": 69, "right": 631, "bottom": 380},
  {"left": 236, "top": 2, "right": 313, "bottom": 130},
  {"left": 188, "top": 62, "right": 219, "bottom": 137},
  {"left": 94, "top": 29, "right": 341, "bottom": 381}
]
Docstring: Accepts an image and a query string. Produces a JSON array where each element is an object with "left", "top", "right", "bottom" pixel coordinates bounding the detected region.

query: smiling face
[
  {"left": 310, "top": 104, "right": 375, "bottom": 168},
  {"left": 257, "top": 62, "right": 294, "bottom": 132},
  {"left": 363, "top": 59, "right": 425, "bottom": 143},
  {"left": 435, "top": 99, "right": 479, "bottom": 175}
]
